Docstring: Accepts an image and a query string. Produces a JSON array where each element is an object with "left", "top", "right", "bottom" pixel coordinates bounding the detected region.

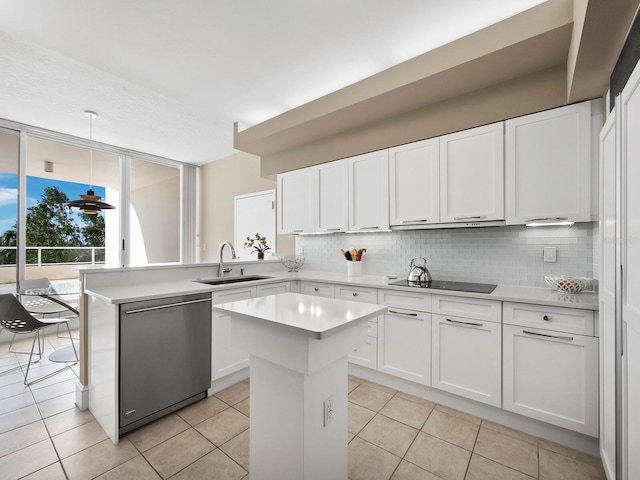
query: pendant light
[{"left": 65, "top": 110, "right": 116, "bottom": 215}]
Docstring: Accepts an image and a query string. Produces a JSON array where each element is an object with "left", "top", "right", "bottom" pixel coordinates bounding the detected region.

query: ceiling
[{"left": 0, "top": 0, "right": 547, "bottom": 165}]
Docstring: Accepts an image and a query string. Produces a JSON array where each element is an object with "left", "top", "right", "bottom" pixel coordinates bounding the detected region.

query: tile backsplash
[{"left": 295, "top": 223, "right": 597, "bottom": 289}]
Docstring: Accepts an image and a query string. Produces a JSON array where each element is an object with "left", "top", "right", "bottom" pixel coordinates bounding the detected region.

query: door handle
[{"left": 446, "top": 318, "right": 483, "bottom": 327}]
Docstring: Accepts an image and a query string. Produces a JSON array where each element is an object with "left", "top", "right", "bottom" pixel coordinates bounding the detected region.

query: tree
[
  {"left": 0, "top": 185, "right": 107, "bottom": 265},
  {"left": 25, "top": 186, "right": 83, "bottom": 264},
  {"left": 0, "top": 226, "right": 16, "bottom": 265},
  {"left": 80, "top": 213, "right": 105, "bottom": 247}
]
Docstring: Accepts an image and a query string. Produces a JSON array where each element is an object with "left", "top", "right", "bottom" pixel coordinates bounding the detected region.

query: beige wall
[{"left": 198, "top": 151, "right": 295, "bottom": 262}]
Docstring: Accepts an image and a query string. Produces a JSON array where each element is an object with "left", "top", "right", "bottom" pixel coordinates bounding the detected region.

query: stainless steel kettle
[{"left": 407, "top": 257, "right": 432, "bottom": 283}]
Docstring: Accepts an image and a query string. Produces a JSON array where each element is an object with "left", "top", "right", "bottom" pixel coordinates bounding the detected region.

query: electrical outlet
[
  {"left": 323, "top": 395, "right": 334, "bottom": 426},
  {"left": 544, "top": 247, "right": 557, "bottom": 263}
]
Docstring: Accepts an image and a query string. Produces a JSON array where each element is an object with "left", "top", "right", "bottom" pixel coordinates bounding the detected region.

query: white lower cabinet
[
  {"left": 378, "top": 307, "right": 431, "bottom": 385},
  {"left": 211, "top": 287, "right": 255, "bottom": 380},
  {"left": 431, "top": 313, "right": 502, "bottom": 407},
  {"left": 502, "top": 318, "right": 599, "bottom": 436}
]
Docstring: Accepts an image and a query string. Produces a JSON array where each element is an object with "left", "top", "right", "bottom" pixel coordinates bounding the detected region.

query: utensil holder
[{"left": 347, "top": 261, "right": 363, "bottom": 276}]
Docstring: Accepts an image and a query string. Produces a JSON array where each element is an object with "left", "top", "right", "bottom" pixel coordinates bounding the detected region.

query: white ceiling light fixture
[{"left": 64, "top": 110, "right": 116, "bottom": 215}]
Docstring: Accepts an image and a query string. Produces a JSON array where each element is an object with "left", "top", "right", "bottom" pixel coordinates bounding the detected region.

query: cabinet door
[
  {"left": 389, "top": 139, "right": 440, "bottom": 226},
  {"left": 505, "top": 101, "right": 592, "bottom": 225},
  {"left": 439, "top": 122, "right": 504, "bottom": 223},
  {"left": 277, "top": 168, "right": 315, "bottom": 234},
  {"left": 348, "top": 150, "right": 389, "bottom": 231},
  {"left": 378, "top": 308, "right": 430, "bottom": 385},
  {"left": 431, "top": 314, "right": 501, "bottom": 407},
  {"left": 211, "top": 287, "right": 255, "bottom": 380},
  {"left": 621, "top": 62, "right": 640, "bottom": 480},
  {"left": 503, "top": 325, "right": 598, "bottom": 436},
  {"left": 316, "top": 160, "right": 348, "bottom": 232}
]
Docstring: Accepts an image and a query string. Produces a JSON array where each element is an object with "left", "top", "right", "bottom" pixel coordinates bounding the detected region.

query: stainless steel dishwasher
[{"left": 119, "top": 292, "right": 211, "bottom": 435}]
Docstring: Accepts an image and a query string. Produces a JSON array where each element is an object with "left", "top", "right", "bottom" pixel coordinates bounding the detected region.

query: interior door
[{"left": 235, "top": 190, "right": 276, "bottom": 260}]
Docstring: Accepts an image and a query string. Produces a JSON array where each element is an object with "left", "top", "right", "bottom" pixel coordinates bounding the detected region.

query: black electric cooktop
[{"left": 388, "top": 279, "right": 497, "bottom": 294}]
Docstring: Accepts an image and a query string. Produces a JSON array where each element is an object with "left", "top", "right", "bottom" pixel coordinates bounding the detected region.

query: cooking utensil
[
  {"left": 345, "top": 251, "right": 352, "bottom": 261},
  {"left": 407, "top": 257, "right": 431, "bottom": 283}
]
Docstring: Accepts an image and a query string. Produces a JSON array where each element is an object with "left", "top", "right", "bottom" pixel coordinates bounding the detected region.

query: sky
[{"left": 0, "top": 173, "right": 106, "bottom": 234}]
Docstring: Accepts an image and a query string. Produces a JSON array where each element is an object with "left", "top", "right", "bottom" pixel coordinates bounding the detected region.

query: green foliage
[{"left": 0, "top": 185, "right": 106, "bottom": 265}]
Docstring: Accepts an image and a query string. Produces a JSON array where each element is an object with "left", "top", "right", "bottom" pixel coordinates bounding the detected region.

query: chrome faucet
[{"left": 218, "top": 242, "right": 237, "bottom": 277}]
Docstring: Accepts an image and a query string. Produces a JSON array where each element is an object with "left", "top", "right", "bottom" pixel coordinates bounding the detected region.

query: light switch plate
[{"left": 543, "top": 247, "right": 557, "bottom": 262}]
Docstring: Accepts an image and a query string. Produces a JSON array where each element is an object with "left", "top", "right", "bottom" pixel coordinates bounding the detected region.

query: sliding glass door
[{"left": 0, "top": 128, "right": 19, "bottom": 290}]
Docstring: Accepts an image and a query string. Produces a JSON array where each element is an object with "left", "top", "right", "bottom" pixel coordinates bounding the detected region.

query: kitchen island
[{"left": 213, "top": 292, "right": 386, "bottom": 480}]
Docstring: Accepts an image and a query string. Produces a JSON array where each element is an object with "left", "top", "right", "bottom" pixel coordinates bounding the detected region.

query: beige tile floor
[{"left": 1, "top": 331, "right": 607, "bottom": 480}]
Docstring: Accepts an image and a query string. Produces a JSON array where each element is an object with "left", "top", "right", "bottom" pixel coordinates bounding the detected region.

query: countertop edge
[{"left": 84, "top": 271, "right": 599, "bottom": 310}]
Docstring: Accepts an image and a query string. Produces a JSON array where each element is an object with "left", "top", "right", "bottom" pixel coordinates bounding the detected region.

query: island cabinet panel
[
  {"left": 503, "top": 303, "right": 598, "bottom": 436},
  {"left": 211, "top": 287, "right": 255, "bottom": 380},
  {"left": 505, "top": 100, "right": 594, "bottom": 225},
  {"left": 431, "top": 313, "right": 501, "bottom": 407},
  {"left": 377, "top": 307, "right": 431, "bottom": 385},
  {"left": 439, "top": 122, "right": 504, "bottom": 223}
]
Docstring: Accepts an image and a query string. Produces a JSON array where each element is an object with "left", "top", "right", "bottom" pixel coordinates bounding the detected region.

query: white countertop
[
  {"left": 213, "top": 292, "right": 386, "bottom": 339},
  {"left": 84, "top": 270, "right": 598, "bottom": 310}
]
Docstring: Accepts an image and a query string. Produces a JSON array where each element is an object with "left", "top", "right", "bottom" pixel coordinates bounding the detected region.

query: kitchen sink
[{"left": 196, "top": 275, "right": 272, "bottom": 286}]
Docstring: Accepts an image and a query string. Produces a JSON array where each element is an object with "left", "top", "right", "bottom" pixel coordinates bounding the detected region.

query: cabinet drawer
[
  {"left": 335, "top": 284, "right": 378, "bottom": 304},
  {"left": 256, "top": 282, "right": 290, "bottom": 297},
  {"left": 211, "top": 286, "right": 256, "bottom": 305},
  {"left": 432, "top": 295, "right": 501, "bottom": 323},
  {"left": 503, "top": 302, "right": 594, "bottom": 336},
  {"left": 378, "top": 289, "right": 431, "bottom": 312},
  {"left": 300, "top": 281, "right": 335, "bottom": 298}
]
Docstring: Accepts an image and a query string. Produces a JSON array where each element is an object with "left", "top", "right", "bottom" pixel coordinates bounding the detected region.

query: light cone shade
[{"left": 65, "top": 189, "right": 115, "bottom": 215}]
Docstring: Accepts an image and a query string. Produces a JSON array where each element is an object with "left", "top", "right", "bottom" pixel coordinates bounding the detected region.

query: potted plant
[{"left": 245, "top": 233, "right": 271, "bottom": 260}]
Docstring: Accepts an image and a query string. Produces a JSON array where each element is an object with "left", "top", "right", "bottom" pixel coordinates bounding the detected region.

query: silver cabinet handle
[
  {"left": 453, "top": 216, "right": 486, "bottom": 221},
  {"left": 352, "top": 292, "right": 358, "bottom": 296},
  {"left": 543, "top": 315, "right": 550, "bottom": 321},
  {"left": 523, "top": 330, "right": 573, "bottom": 341},
  {"left": 314, "top": 287, "right": 319, "bottom": 292},
  {"left": 388, "top": 310, "right": 418, "bottom": 317},
  {"left": 356, "top": 226, "right": 379, "bottom": 230},
  {"left": 400, "top": 219, "right": 428, "bottom": 223},
  {"left": 125, "top": 298, "right": 212, "bottom": 315},
  {"left": 288, "top": 229, "right": 304, "bottom": 233},
  {"left": 524, "top": 217, "right": 568, "bottom": 223},
  {"left": 446, "top": 318, "right": 483, "bottom": 327},
  {"left": 319, "top": 228, "right": 342, "bottom": 231}
]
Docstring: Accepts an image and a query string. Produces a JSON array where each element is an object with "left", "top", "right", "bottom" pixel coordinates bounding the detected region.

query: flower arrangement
[{"left": 245, "top": 233, "right": 271, "bottom": 259}]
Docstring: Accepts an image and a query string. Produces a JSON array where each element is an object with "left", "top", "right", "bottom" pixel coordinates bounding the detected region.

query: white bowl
[
  {"left": 282, "top": 255, "right": 304, "bottom": 272},
  {"left": 544, "top": 276, "right": 587, "bottom": 294}
]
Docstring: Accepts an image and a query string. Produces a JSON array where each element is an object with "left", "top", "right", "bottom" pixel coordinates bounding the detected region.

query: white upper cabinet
[
  {"left": 505, "top": 100, "right": 595, "bottom": 225},
  {"left": 316, "top": 160, "right": 348, "bottom": 233},
  {"left": 277, "top": 167, "right": 315, "bottom": 234},
  {"left": 389, "top": 138, "right": 440, "bottom": 226},
  {"left": 348, "top": 150, "right": 390, "bottom": 231},
  {"left": 439, "top": 122, "right": 505, "bottom": 223}
]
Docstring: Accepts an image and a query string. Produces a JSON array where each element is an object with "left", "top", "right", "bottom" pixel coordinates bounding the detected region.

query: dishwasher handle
[{"left": 124, "top": 297, "right": 211, "bottom": 315}]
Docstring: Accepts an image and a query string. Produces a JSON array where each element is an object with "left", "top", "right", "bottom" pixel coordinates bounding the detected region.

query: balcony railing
[{"left": 0, "top": 246, "right": 106, "bottom": 266}]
